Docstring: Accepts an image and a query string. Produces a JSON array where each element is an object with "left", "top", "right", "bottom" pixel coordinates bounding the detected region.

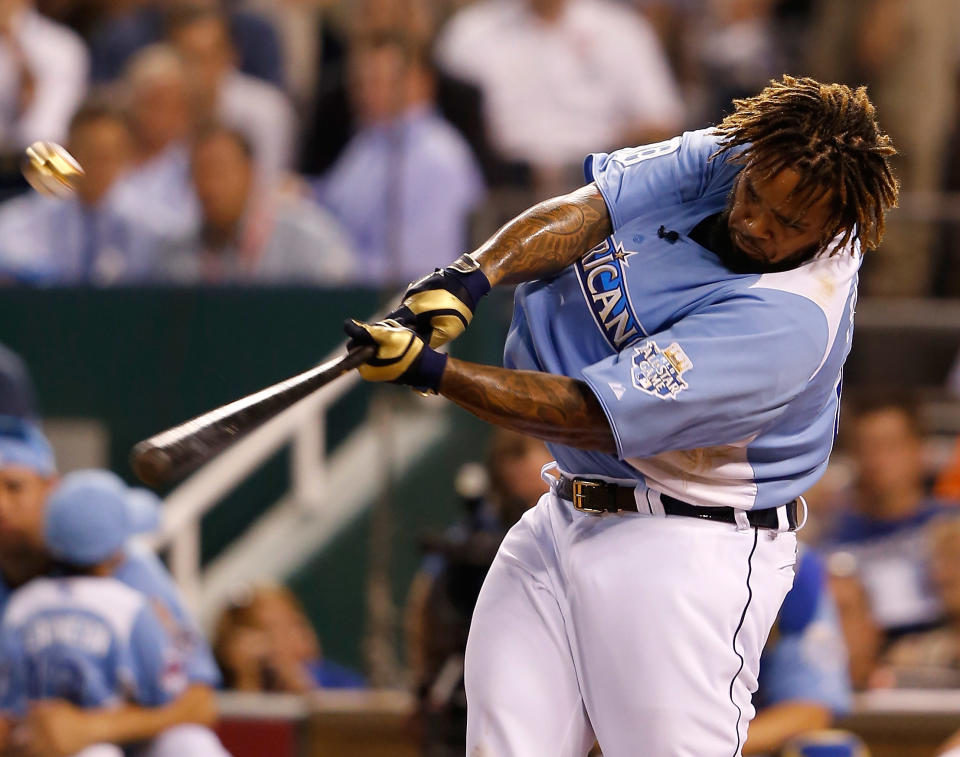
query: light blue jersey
[
  {"left": 504, "top": 128, "right": 857, "bottom": 509},
  {"left": 114, "top": 543, "right": 221, "bottom": 687},
  {"left": 0, "top": 545, "right": 220, "bottom": 688},
  {"left": 0, "top": 576, "right": 186, "bottom": 715}
]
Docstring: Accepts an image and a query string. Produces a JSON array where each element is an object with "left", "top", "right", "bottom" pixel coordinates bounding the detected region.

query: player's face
[
  {"left": 726, "top": 166, "right": 836, "bottom": 270},
  {"left": 0, "top": 467, "right": 53, "bottom": 548}
]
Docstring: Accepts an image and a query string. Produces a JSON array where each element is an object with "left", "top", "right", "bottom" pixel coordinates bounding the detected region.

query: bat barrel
[{"left": 129, "top": 345, "right": 374, "bottom": 487}]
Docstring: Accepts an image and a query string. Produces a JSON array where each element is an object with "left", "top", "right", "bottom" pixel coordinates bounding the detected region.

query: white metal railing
[{"left": 145, "top": 338, "right": 367, "bottom": 611}]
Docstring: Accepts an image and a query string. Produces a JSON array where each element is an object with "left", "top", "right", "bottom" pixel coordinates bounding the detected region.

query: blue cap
[
  {"left": 0, "top": 415, "right": 55, "bottom": 476},
  {"left": 44, "top": 470, "right": 133, "bottom": 567},
  {"left": 124, "top": 487, "right": 162, "bottom": 534}
]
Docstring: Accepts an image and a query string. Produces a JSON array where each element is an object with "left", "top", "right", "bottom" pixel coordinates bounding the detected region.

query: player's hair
[{"left": 713, "top": 75, "right": 899, "bottom": 253}]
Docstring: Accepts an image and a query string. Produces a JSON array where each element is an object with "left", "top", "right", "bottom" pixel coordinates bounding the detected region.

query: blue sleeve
[
  {"left": 584, "top": 129, "right": 742, "bottom": 231},
  {"left": 758, "top": 590, "right": 852, "bottom": 715},
  {"left": 126, "top": 606, "right": 187, "bottom": 707},
  {"left": 0, "top": 628, "right": 26, "bottom": 717},
  {"left": 116, "top": 549, "right": 222, "bottom": 687},
  {"left": 580, "top": 291, "right": 827, "bottom": 459}
]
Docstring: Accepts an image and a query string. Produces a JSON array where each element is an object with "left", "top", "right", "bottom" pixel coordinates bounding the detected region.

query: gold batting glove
[
  {"left": 386, "top": 254, "right": 491, "bottom": 348},
  {"left": 344, "top": 319, "right": 448, "bottom": 392}
]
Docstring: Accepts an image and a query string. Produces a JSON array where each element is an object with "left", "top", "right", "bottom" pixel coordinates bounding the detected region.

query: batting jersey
[
  {"left": 0, "top": 544, "right": 221, "bottom": 687},
  {"left": 0, "top": 576, "right": 186, "bottom": 715},
  {"left": 504, "top": 128, "right": 858, "bottom": 510}
]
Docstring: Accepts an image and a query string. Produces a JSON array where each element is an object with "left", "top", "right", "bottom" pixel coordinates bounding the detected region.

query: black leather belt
[{"left": 555, "top": 475, "right": 800, "bottom": 531}]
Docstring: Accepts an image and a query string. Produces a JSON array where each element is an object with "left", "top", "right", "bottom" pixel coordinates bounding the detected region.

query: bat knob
[{"left": 131, "top": 443, "right": 173, "bottom": 488}]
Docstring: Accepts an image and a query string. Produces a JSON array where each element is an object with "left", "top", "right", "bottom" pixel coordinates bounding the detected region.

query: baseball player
[
  {"left": 0, "top": 471, "right": 229, "bottom": 757},
  {"left": 0, "top": 418, "right": 223, "bottom": 756},
  {"left": 346, "top": 76, "right": 899, "bottom": 756}
]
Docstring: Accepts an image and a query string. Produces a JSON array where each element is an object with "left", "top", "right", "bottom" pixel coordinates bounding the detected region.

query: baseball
[{"left": 22, "top": 141, "right": 84, "bottom": 198}]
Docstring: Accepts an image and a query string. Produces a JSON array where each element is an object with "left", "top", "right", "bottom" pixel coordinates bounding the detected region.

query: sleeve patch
[{"left": 631, "top": 340, "right": 693, "bottom": 399}]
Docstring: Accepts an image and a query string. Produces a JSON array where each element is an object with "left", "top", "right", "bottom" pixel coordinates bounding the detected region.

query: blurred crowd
[
  {"left": 8, "top": 346, "right": 960, "bottom": 756},
  {"left": 0, "top": 0, "right": 953, "bottom": 293}
]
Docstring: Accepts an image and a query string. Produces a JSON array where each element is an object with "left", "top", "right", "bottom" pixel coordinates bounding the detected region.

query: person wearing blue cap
[
  {"left": 0, "top": 415, "right": 59, "bottom": 602},
  {"left": 0, "top": 421, "right": 224, "bottom": 756},
  {"left": 0, "top": 470, "right": 230, "bottom": 757}
]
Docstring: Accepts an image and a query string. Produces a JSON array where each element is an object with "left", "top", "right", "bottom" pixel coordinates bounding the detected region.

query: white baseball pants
[{"left": 465, "top": 490, "right": 797, "bottom": 757}]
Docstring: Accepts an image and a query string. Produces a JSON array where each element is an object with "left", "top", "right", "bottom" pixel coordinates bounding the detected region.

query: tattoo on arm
[
  {"left": 439, "top": 358, "right": 617, "bottom": 453},
  {"left": 474, "top": 183, "right": 612, "bottom": 286}
]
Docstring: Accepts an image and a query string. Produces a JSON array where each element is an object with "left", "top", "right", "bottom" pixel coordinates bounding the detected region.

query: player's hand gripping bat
[{"left": 130, "top": 345, "right": 374, "bottom": 488}]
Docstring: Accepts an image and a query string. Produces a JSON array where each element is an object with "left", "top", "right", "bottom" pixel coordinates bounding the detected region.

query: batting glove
[
  {"left": 386, "top": 253, "right": 491, "bottom": 348},
  {"left": 344, "top": 319, "right": 448, "bottom": 392}
]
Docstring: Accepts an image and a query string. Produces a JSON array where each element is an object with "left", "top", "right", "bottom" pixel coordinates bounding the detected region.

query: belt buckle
[{"left": 572, "top": 478, "right": 606, "bottom": 514}]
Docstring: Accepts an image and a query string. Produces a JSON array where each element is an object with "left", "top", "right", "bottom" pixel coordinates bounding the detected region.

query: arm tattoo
[
  {"left": 474, "top": 184, "right": 612, "bottom": 286},
  {"left": 440, "top": 358, "right": 617, "bottom": 453}
]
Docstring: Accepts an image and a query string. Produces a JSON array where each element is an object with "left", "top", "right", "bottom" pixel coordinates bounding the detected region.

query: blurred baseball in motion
[{"left": 22, "top": 141, "right": 83, "bottom": 197}]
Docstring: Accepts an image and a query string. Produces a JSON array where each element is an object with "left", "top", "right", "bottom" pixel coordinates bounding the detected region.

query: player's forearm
[
  {"left": 439, "top": 357, "right": 616, "bottom": 452},
  {"left": 741, "top": 701, "right": 832, "bottom": 755},
  {"left": 472, "top": 183, "right": 612, "bottom": 286},
  {"left": 85, "top": 684, "right": 218, "bottom": 744}
]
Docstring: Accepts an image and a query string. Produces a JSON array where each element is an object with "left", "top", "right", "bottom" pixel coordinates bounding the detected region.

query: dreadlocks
[{"left": 713, "top": 75, "right": 899, "bottom": 254}]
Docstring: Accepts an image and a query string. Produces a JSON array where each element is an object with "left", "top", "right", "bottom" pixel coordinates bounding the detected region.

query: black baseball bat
[{"left": 130, "top": 345, "right": 375, "bottom": 488}]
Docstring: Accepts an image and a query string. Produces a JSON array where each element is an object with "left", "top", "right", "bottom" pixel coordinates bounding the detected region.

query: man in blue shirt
[
  {"left": 346, "top": 77, "right": 899, "bottom": 755},
  {"left": 820, "top": 391, "right": 950, "bottom": 635},
  {"left": 0, "top": 100, "right": 162, "bottom": 286},
  {"left": 0, "top": 418, "right": 223, "bottom": 756}
]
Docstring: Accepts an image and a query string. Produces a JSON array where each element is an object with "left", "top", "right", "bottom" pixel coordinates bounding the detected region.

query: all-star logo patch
[
  {"left": 575, "top": 238, "right": 644, "bottom": 350},
  {"left": 631, "top": 340, "right": 693, "bottom": 399}
]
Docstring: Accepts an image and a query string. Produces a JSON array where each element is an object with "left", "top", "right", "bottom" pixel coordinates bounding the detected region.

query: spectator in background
[
  {"left": 156, "top": 124, "right": 353, "bottom": 284},
  {"left": 405, "top": 430, "right": 553, "bottom": 756},
  {"left": 0, "top": 99, "right": 162, "bottom": 285},
  {"left": 691, "top": 0, "right": 782, "bottom": 123},
  {"left": 213, "top": 583, "right": 365, "bottom": 692},
  {"left": 882, "top": 517, "right": 960, "bottom": 687},
  {"left": 0, "top": 418, "right": 224, "bottom": 756},
  {"left": 168, "top": 3, "right": 296, "bottom": 182},
  {"left": 827, "top": 552, "right": 896, "bottom": 692},
  {"left": 0, "top": 0, "right": 88, "bottom": 153},
  {"left": 300, "top": 0, "right": 495, "bottom": 186},
  {"left": 434, "top": 0, "right": 684, "bottom": 195},
  {"left": 807, "top": 0, "right": 959, "bottom": 296},
  {"left": 114, "top": 43, "right": 200, "bottom": 237},
  {"left": 818, "top": 392, "right": 951, "bottom": 636},
  {"left": 744, "top": 549, "right": 852, "bottom": 755},
  {"left": 89, "top": 0, "right": 284, "bottom": 87},
  {"left": 315, "top": 30, "right": 484, "bottom": 287},
  {"left": 0, "top": 470, "right": 230, "bottom": 757}
]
